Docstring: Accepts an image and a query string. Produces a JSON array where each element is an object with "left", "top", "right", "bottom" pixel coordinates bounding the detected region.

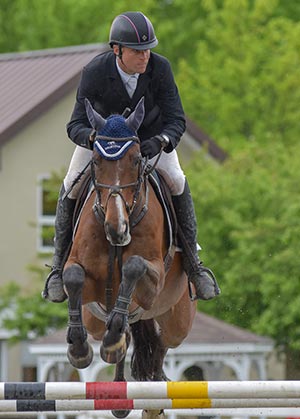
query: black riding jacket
[{"left": 67, "top": 50, "right": 186, "bottom": 152}]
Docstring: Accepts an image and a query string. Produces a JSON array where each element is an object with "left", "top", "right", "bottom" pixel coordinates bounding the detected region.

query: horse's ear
[
  {"left": 84, "top": 98, "right": 106, "bottom": 132},
  {"left": 125, "top": 97, "right": 145, "bottom": 133}
]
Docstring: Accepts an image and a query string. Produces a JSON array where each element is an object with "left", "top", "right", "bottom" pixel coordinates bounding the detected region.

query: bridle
[{"left": 91, "top": 135, "right": 150, "bottom": 227}]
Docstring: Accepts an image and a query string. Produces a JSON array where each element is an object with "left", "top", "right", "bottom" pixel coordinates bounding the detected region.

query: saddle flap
[
  {"left": 73, "top": 172, "right": 94, "bottom": 232},
  {"left": 148, "top": 171, "right": 178, "bottom": 268}
]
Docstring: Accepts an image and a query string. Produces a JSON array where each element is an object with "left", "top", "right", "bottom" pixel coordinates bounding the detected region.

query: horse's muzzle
[{"left": 104, "top": 221, "right": 131, "bottom": 246}]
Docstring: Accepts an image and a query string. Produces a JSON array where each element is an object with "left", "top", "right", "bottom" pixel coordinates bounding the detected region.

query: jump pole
[
  {"left": 1, "top": 398, "right": 300, "bottom": 412},
  {"left": 1, "top": 409, "right": 300, "bottom": 418},
  {"left": 1, "top": 381, "right": 300, "bottom": 400}
]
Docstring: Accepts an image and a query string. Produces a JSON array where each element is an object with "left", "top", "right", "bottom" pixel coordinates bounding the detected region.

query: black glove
[{"left": 140, "top": 135, "right": 163, "bottom": 159}]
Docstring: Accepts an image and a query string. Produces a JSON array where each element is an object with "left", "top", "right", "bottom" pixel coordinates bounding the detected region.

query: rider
[{"left": 42, "top": 11, "right": 220, "bottom": 303}]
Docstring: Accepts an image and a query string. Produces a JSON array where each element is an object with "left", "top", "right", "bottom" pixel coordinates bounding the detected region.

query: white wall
[{"left": 0, "top": 91, "right": 76, "bottom": 289}]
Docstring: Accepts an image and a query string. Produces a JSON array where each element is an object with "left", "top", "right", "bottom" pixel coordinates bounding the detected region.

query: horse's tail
[{"left": 130, "top": 319, "right": 167, "bottom": 381}]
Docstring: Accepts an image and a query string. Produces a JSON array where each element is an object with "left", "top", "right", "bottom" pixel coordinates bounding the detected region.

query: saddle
[{"left": 72, "top": 169, "right": 178, "bottom": 272}]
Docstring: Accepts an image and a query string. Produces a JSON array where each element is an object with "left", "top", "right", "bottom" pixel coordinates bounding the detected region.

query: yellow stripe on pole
[
  {"left": 172, "top": 398, "right": 212, "bottom": 409},
  {"left": 167, "top": 381, "right": 209, "bottom": 399}
]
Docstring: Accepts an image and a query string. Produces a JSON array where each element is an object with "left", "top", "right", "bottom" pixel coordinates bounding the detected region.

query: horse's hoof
[
  {"left": 100, "top": 330, "right": 130, "bottom": 364},
  {"left": 67, "top": 342, "right": 93, "bottom": 369},
  {"left": 142, "top": 409, "right": 165, "bottom": 418},
  {"left": 112, "top": 409, "right": 131, "bottom": 418},
  {"left": 100, "top": 334, "right": 127, "bottom": 364}
]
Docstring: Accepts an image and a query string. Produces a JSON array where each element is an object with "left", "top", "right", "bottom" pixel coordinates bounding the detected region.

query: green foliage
[
  {"left": 0, "top": 269, "right": 67, "bottom": 343},
  {"left": 177, "top": 0, "right": 300, "bottom": 153},
  {"left": 186, "top": 140, "right": 300, "bottom": 350},
  {"left": 0, "top": 0, "right": 113, "bottom": 52},
  {"left": 276, "top": 0, "right": 300, "bottom": 21}
]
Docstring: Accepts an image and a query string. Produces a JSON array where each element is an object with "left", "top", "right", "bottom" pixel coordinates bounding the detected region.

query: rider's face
[{"left": 113, "top": 45, "right": 150, "bottom": 75}]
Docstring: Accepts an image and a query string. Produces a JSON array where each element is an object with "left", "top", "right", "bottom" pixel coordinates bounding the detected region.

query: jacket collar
[{"left": 107, "top": 52, "right": 152, "bottom": 106}]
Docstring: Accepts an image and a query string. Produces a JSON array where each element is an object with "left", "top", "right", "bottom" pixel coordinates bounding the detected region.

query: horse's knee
[
  {"left": 63, "top": 263, "right": 85, "bottom": 297},
  {"left": 123, "top": 255, "right": 147, "bottom": 281}
]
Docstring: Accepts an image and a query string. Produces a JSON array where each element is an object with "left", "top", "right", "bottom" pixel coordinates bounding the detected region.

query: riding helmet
[{"left": 109, "top": 11, "right": 158, "bottom": 50}]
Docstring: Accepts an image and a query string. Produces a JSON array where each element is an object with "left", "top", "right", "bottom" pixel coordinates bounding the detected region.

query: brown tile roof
[
  {"left": 0, "top": 44, "right": 108, "bottom": 146},
  {"left": 0, "top": 44, "right": 227, "bottom": 161},
  {"left": 188, "top": 311, "right": 272, "bottom": 345},
  {"left": 33, "top": 311, "right": 272, "bottom": 346}
]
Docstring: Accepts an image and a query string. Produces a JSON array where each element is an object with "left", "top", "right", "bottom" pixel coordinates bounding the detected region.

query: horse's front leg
[
  {"left": 101, "top": 255, "right": 148, "bottom": 364},
  {"left": 63, "top": 263, "right": 93, "bottom": 369}
]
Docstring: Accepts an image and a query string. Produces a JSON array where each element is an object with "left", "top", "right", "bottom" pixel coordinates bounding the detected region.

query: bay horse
[{"left": 62, "top": 97, "right": 197, "bottom": 419}]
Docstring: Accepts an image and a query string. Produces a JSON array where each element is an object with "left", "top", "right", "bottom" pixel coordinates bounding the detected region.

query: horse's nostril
[
  {"left": 104, "top": 221, "right": 131, "bottom": 246},
  {"left": 121, "top": 221, "right": 129, "bottom": 236}
]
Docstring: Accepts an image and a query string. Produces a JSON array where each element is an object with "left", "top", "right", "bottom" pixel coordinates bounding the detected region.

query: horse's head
[{"left": 85, "top": 98, "right": 145, "bottom": 246}]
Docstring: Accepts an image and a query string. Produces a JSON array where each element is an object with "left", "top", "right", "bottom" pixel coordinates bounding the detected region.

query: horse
[{"left": 62, "top": 97, "right": 197, "bottom": 419}]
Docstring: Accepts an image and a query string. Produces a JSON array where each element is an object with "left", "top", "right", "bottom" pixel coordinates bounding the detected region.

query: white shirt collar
[
  {"left": 116, "top": 59, "right": 139, "bottom": 81},
  {"left": 116, "top": 59, "right": 139, "bottom": 98}
]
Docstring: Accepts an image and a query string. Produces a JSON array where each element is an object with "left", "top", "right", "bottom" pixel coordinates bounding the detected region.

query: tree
[
  {"left": 0, "top": 275, "right": 67, "bottom": 343},
  {"left": 184, "top": 140, "right": 300, "bottom": 373},
  {"left": 176, "top": 0, "right": 300, "bottom": 153},
  {"left": 0, "top": 0, "right": 114, "bottom": 53}
]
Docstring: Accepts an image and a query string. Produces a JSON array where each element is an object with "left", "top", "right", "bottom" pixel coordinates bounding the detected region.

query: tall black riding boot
[
  {"left": 42, "top": 185, "right": 76, "bottom": 303},
  {"left": 172, "top": 180, "right": 221, "bottom": 300}
]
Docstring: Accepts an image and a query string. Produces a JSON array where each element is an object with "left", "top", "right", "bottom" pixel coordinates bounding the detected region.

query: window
[{"left": 37, "top": 174, "right": 58, "bottom": 253}]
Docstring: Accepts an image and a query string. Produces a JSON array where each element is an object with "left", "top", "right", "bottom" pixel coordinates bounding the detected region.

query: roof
[
  {"left": 32, "top": 311, "right": 272, "bottom": 347},
  {"left": 185, "top": 117, "right": 227, "bottom": 162},
  {"left": 188, "top": 311, "right": 272, "bottom": 345},
  {"left": 0, "top": 44, "right": 108, "bottom": 146},
  {"left": 0, "top": 44, "right": 227, "bottom": 161}
]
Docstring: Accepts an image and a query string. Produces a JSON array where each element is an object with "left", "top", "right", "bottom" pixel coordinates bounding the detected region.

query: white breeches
[
  {"left": 148, "top": 149, "right": 186, "bottom": 195},
  {"left": 64, "top": 145, "right": 186, "bottom": 199}
]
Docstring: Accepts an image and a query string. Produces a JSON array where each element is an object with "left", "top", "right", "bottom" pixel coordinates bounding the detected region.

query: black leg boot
[
  {"left": 42, "top": 185, "right": 76, "bottom": 303},
  {"left": 172, "top": 180, "right": 221, "bottom": 300}
]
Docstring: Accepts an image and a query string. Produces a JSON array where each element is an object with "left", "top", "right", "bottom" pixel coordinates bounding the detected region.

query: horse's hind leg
[
  {"left": 130, "top": 319, "right": 167, "bottom": 382},
  {"left": 142, "top": 410, "right": 166, "bottom": 419},
  {"left": 142, "top": 410, "right": 165, "bottom": 419},
  {"left": 110, "top": 357, "right": 131, "bottom": 419},
  {"left": 131, "top": 321, "right": 167, "bottom": 419},
  {"left": 63, "top": 263, "right": 93, "bottom": 369}
]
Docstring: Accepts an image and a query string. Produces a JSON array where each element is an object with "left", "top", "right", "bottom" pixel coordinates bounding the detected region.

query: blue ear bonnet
[
  {"left": 94, "top": 115, "right": 137, "bottom": 161},
  {"left": 99, "top": 115, "right": 136, "bottom": 138}
]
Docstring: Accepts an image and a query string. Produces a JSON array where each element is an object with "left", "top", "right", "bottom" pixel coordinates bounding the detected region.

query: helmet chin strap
[
  {"left": 116, "top": 44, "right": 132, "bottom": 73},
  {"left": 117, "top": 44, "right": 123, "bottom": 59},
  {"left": 117, "top": 44, "right": 125, "bottom": 66}
]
